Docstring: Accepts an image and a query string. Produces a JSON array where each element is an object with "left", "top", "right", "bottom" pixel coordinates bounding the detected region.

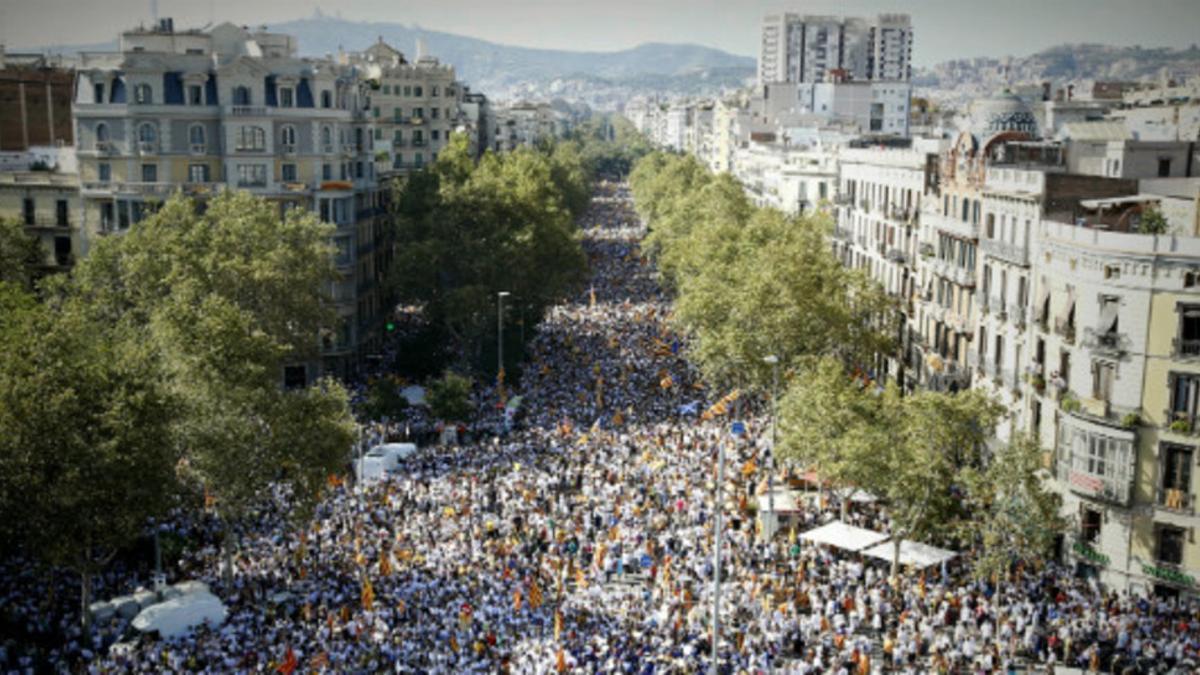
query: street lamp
[
  {"left": 497, "top": 291, "right": 511, "bottom": 387},
  {"left": 763, "top": 355, "right": 780, "bottom": 539}
]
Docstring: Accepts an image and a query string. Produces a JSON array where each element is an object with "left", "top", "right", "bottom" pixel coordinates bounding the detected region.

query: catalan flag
[
  {"left": 361, "top": 578, "right": 375, "bottom": 611},
  {"left": 529, "top": 580, "right": 543, "bottom": 609}
]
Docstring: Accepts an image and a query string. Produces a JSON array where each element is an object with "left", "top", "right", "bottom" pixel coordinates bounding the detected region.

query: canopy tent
[
  {"left": 131, "top": 588, "right": 227, "bottom": 639},
  {"left": 506, "top": 395, "right": 524, "bottom": 413},
  {"left": 846, "top": 488, "right": 879, "bottom": 504},
  {"left": 861, "top": 539, "right": 958, "bottom": 569},
  {"left": 401, "top": 385, "right": 426, "bottom": 406},
  {"left": 799, "top": 520, "right": 889, "bottom": 552}
]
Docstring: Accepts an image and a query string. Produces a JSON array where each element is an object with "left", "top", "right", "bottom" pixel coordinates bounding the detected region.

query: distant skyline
[{"left": 3, "top": 0, "right": 1199, "bottom": 66}]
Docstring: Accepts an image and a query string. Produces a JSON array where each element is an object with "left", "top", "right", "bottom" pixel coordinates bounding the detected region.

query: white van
[{"left": 356, "top": 442, "right": 418, "bottom": 483}]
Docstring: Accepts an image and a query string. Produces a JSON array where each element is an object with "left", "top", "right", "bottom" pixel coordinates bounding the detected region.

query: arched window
[
  {"left": 321, "top": 125, "right": 332, "bottom": 149},
  {"left": 280, "top": 125, "right": 296, "bottom": 147},
  {"left": 133, "top": 83, "right": 153, "bottom": 104},
  {"left": 95, "top": 122, "right": 109, "bottom": 143},
  {"left": 189, "top": 124, "right": 206, "bottom": 150},
  {"left": 355, "top": 128, "right": 363, "bottom": 148},
  {"left": 233, "top": 86, "right": 251, "bottom": 105},
  {"left": 236, "top": 126, "right": 265, "bottom": 151},
  {"left": 138, "top": 123, "right": 157, "bottom": 144}
]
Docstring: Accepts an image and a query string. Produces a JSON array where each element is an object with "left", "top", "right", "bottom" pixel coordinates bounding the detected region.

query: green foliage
[
  {"left": 427, "top": 371, "right": 473, "bottom": 422},
  {"left": 569, "top": 115, "right": 653, "bottom": 178},
  {"left": 631, "top": 151, "right": 895, "bottom": 390},
  {"left": 0, "top": 219, "right": 43, "bottom": 290},
  {"left": 0, "top": 283, "right": 178, "bottom": 616},
  {"left": 1138, "top": 207, "right": 1169, "bottom": 235},
  {"left": 365, "top": 379, "right": 410, "bottom": 421},
  {"left": 386, "top": 134, "right": 587, "bottom": 371},
  {"left": 960, "top": 434, "right": 1064, "bottom": 584},
  {"left": 68, "top": 191, "right": 355, "bottom": 522}
]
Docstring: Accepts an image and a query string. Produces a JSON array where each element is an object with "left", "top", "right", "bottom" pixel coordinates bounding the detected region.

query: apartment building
[
  {"left": 734, "top": 140, "right": 839, "bottom": 216},
  {"left": 350, "top": 39, "right": 464, "bottom": 175},
  {"left": 492, "top": 102, "right": 569, "bottom": 152},
  {"left": 71, "top": 19, "right": 387, "bottom": 378},
  {"left": 757, "top": 13, "right": 912, "bottom": 86},
  {"left": 0, "top": 169, "right": 81, "bottom": 275},
  {"left": 0, "top": 50, "right": 74, "bottom": 151}
]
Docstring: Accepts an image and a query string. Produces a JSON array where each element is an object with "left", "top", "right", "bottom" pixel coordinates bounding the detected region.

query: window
[
  {"left": 322, "top": 163, "right": 332, "bottom": 181},
  {"left": 189, "top": 124, "right": 206, "bottom": 152},
  {"left": 281, "top": 163, "right": 297, "bottom": 182},
  {"left": 1081, "top": 508, "right": 1101, "bottom": 544},
  {"left": 188, "top": 164, "right": 209, "bottom": 183},
  {"left": 403, "top": 86, "right": 411, "bottom": 96},
  {"left": 98, "top": 163, "right": 111, "bottom": 182},
  {"left": 382, "top": 85, "right": 391, "bottom": 95},
  {"left": 1156, "top": 525, "right": 1185, "bottom": 565},
  {"left": 1186, "top": 272, "right": 1197, "bottom": 289},
  {"left": 279, "top": 87, "right": 294, "bottom": 108},
  {"left": 414, "top": 153, "right": 424, "bottom": 167},
  {"left": 1179, "top": 305, "right": 1200, "bottom": 356},
  {"left": 321, "top": 126, "right": 333, "bottom": 151},
  {"left": 188, "top": 85, "right": 203, "bottom": 105},
  {"left": 321, "top": 90, "right": 333, "bottom": 108},
  {"left": 414, "top": 107, "right": 424, "bottom": 118},
  {"left": 1161, "top": 445, "right": 1193, "bottom": 508},
  {"left": 138, "top": 123, "right": 157, "bottom": 144},
  {"left": 1104, "top": 264, "right": 1120, "bottom": 280},
  {"left": 236, "top": 164, "right": 267, "bottom": 187},
  {"left": 141, "top": 163, "right": 157, "bottom": 183},
  {"left": 56, "top": 200, "right": 69, "bottom": 226},
  {"left": 233, "top": 86, "right": 251, "bottom": 105},
  {"left": 1085, "top": 436, "right": 1107, "bottom": 476},
  {"left": 1158, "top": 158, "right": 1172, "bottom": 178},
  {"left": 22, "top": 198, "right": 34, "bottom": 225},
  {"left": 431, "top": 85, "right": 439, "bottom": 97},
  {"left": 1170, "top": 373, "right": 1200, "bottom": 427},
  {"left": 1098, "top": 296, "right": 1120, "bottom": 347},
  {"left": 236, "top": 126, "right": 266, "bottom": 151},
  {"left": 432, "top": 129, "right": 439, "bottom": 141},
  {"left": 373, "top": 106, "right": 380, "bottom": 118},
  {"left": 95, "top": 122, "right": 109, "bottom": 144},
  {"left": 100, "top": 202, "right": 114, "bottom": 229},
  {"left": 134, "top": 83, "right": 152, "bottom": 104},
  {"left": 280, "top": 125, "right": 296, "bottom": 148},
  {"left": 414, "top": 86, "right": 423, "bottom": 97},
  {"left": 93, "top": 82, "right": 105, "bottom": 103},
  {"left": 1091, "top": 360, "right": 1115, "bottom": 402},
  {"left": 431, "top": 107, "right": 440, "bottom": 119}
]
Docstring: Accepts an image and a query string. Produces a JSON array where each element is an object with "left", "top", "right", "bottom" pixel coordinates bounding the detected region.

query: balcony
[
  {"left": 113, "top": 182, "right": 177, "bottom": 198},
  {"left": 833, "top": 193, "right": 853, "bottom": 206},
  {"left": 832, "top": 226, "right": 853, "bottom": 242},
  {"left": 1008, "top": 303, "right": 1027, "bottom": 328},
  {"left": 92, "top": 141, "right": 118, "bottom": 155},
  {"left": 411, "top": 139, "right": 427, "bottom": 147},
  {"left": 1157, "top": 487, "right": 1195, "bottom": 514},
  {"left": 228, "top": 105, "right": 269, "bottom": 117},
  {"left": 1055, "top": 319, "right": 1077, "bottom": 344},
  {"left": 391, "top": 138, "right": 407, "bottom": 148},
  {"left": 980, "top": 238, "right": 1030, "bottom": 265},
  {"left": 280, "top": 144, "right": 297, "bottom": 155},
  {"left": 137, "top": 141, "right": 158, "bottom": 156},
  {"left": 20, "top": 215, "right": 71, "bottom": 230},
  {"left": 1085, "top": 329, "right": 1127, "bottom": 356},
  {"left": 885, "top": 248, "right": 907, "bottom": 264},
  {"left": 989, "top": 296, "right": 1007, "bottom": 321},
  {"left": 924, "top": 210, "right": 978, "bottom": 240},
  {"left": 1173, "top": 338, "right": 1200, "bottom": 358}
]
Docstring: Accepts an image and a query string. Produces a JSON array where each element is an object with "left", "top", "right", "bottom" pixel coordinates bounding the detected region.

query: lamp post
[
  {"left": 763, "top": 354, "right": 779, "bottom": 540},
  {"left": 497, "top": 290, "right": 510, "bottom": 392}
]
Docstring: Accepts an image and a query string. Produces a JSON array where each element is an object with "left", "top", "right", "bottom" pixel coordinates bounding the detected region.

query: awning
[
  {"left": 1035, "top": 284, "right": 1051, "bottom": 322},
  {"left": 1056, "top": 286, "right": 1076, "bottom": 326},
  {"left": 401, "top": 385, "right": 426, "bottom": 406},
  {"left": 799, "top": 520, "right": 890, "bottom": 552},
  {"left": 861, "top": 539, "right": 958, "bottom": 569},
  {"left": 1097, "top": 301, "right": 1119, "bottom": 334}
]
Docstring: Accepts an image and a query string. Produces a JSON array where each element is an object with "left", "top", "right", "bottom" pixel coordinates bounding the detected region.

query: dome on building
[{"left": 967, "top": 91, "right": 1038, "bottom": 137}]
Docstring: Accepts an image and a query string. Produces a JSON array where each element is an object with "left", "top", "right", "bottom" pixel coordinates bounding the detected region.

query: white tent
[
  {"left": 131, "top": 589, "right": 227, "bottom": 639},
  {"left": 401, "top": 385, "right": 426, "bottom": 406},
  {"left": 799, "top": 520, "right": 889, "bottom": 552},
  {"left": 861, "top": 539, "right": 957, "bottom": 569}
]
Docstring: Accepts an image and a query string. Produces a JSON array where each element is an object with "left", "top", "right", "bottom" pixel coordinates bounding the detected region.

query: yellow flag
[
  {"left": 554, "top": 609, "right": 563, "bottom": 641},
  {"left": 361, "top": 579, "right": 375, "bottom": 611},
  {"left": 380, "top": 553, "right": 392, "bottom": 577}
]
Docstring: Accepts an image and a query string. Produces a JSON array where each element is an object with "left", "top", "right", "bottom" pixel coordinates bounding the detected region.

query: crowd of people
[{"left": 4, "top": 181, "right": 1200, "bottom": 674}]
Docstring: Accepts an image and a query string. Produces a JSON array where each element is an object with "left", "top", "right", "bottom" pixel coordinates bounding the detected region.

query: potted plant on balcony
[
  {"left": 1170, "top": 418, "right": 1193, "bottom": 434},
  {"left": 1027, "top": 372, "right": 1046, "bottom": 393},
  {"left": 1060, "top": 394, "right": 1081, "bottom": 413},
  {"left": 1120, "top": 412, "right": 1140, "bottom": 429}
]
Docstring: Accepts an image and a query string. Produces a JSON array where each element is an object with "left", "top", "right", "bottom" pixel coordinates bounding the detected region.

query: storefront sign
[
  {"left": 1141, "top": 563, "right": 1197, "bottom": 588},
  {"left": 1073, "top": 541, "right": 1110, "bottom": 566}
]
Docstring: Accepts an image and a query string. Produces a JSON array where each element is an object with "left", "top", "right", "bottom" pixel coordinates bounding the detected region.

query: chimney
[
  {"left": 1067, "top": 84, "right": 1074, "bottom": 101},
  {"left": 1042, "top": 81, "right": 1051, "bottom": 102}
]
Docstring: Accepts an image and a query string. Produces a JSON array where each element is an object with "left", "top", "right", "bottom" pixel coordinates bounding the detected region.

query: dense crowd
[{"left": 4, "top": 181, "right": 1200, "bottom": 674}]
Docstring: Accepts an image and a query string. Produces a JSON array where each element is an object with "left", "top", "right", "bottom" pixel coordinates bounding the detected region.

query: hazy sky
[{"left": 2, "top": 0, "right": 1198, "bottom": 65}]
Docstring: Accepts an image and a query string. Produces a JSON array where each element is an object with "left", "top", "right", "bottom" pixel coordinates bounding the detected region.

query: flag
[
  {"left": 660, "top": 373, "right": 673, "bottom": 389},
  {"left": 556, "top": 649, "right": 567, "bottom": 673},
  {"left": 554, "top": 609, "right": 563, "bottom": 641},
  {"left": 276, "top": 647, "right": 297, "bottom": 675},
  {"left": 380, "top": 552, "right": 392, "bottom": 577},
  {"left": 741, "top": 459, "right": 757, "bottom": 478},
  {"left": 310, "top": 652, "right": 329, "bottom": 670},
  {"left": 326, "top": 473, "right": 342, "bottom": 488},
  {"left": 450, "top": 635, "right": 459, "bottom": 653},
  {"left": 529, "top": 580, "right": 543, "bottom": 609},
  {"left": 361, "top": 579, "right": 375, "bottom": 611},
  {"left": 576, "top": 567, "right": 587, "bottom": 590},
  {"left": 513, "top": 589, "right": 523, "bottom": 612},
  {"left": 589, "top": 285, "right": 596, "bottom": 308},
  {"left": 460, "top": 607, "right": 472, "bottom": 631}
]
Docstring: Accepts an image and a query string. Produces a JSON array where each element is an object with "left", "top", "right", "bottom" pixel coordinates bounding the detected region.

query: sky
[{"left": 2, "top": 0, "right": 1198, "bottom": 66}]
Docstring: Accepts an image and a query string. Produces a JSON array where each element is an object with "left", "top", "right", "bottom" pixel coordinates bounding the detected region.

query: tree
[
  {"left": 960, "top": 433, "right": 1064, "bottom": 588},
  {"left": 777, "top": 357, "right": 891, "bottom": 518},
  {"left": 364, "top": 379, "right": 410, "bottom": 422},
  {"left": 427, "top": 371, "right": 473, "bottom": 423},
  {"left": 387, "top": 135, "right": 587, "bottom": 370},
  {"left": 0, "top": 218, "right": 43, "bottom": 290},
  {"left": 1138, "top": 206, "right": 1169, "bottom": 235},
  {"left": 877, "top": 389, "right": 1003, "bottom": 579},
  {"left": 0, "top": 284, "right": 178, "bottom": 628},
  {"left": 68, "top": 191, "right": 356, "bottom": 581}
]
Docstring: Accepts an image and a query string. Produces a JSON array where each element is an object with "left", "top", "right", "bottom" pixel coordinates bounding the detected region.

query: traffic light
[{"left": 386, "top": 322, "right": 395, "bottom": 332}]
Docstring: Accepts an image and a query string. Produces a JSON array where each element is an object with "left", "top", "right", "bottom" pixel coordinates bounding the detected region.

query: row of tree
[
  {"left": 385, "top": 134, "right": 591, "bottom": 379},
  {"left": 629, "top": 151, "right": 1062, "bottom": 580},
  {"left": 0, "top": 193, "right": 356, "bottom": 623}
]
